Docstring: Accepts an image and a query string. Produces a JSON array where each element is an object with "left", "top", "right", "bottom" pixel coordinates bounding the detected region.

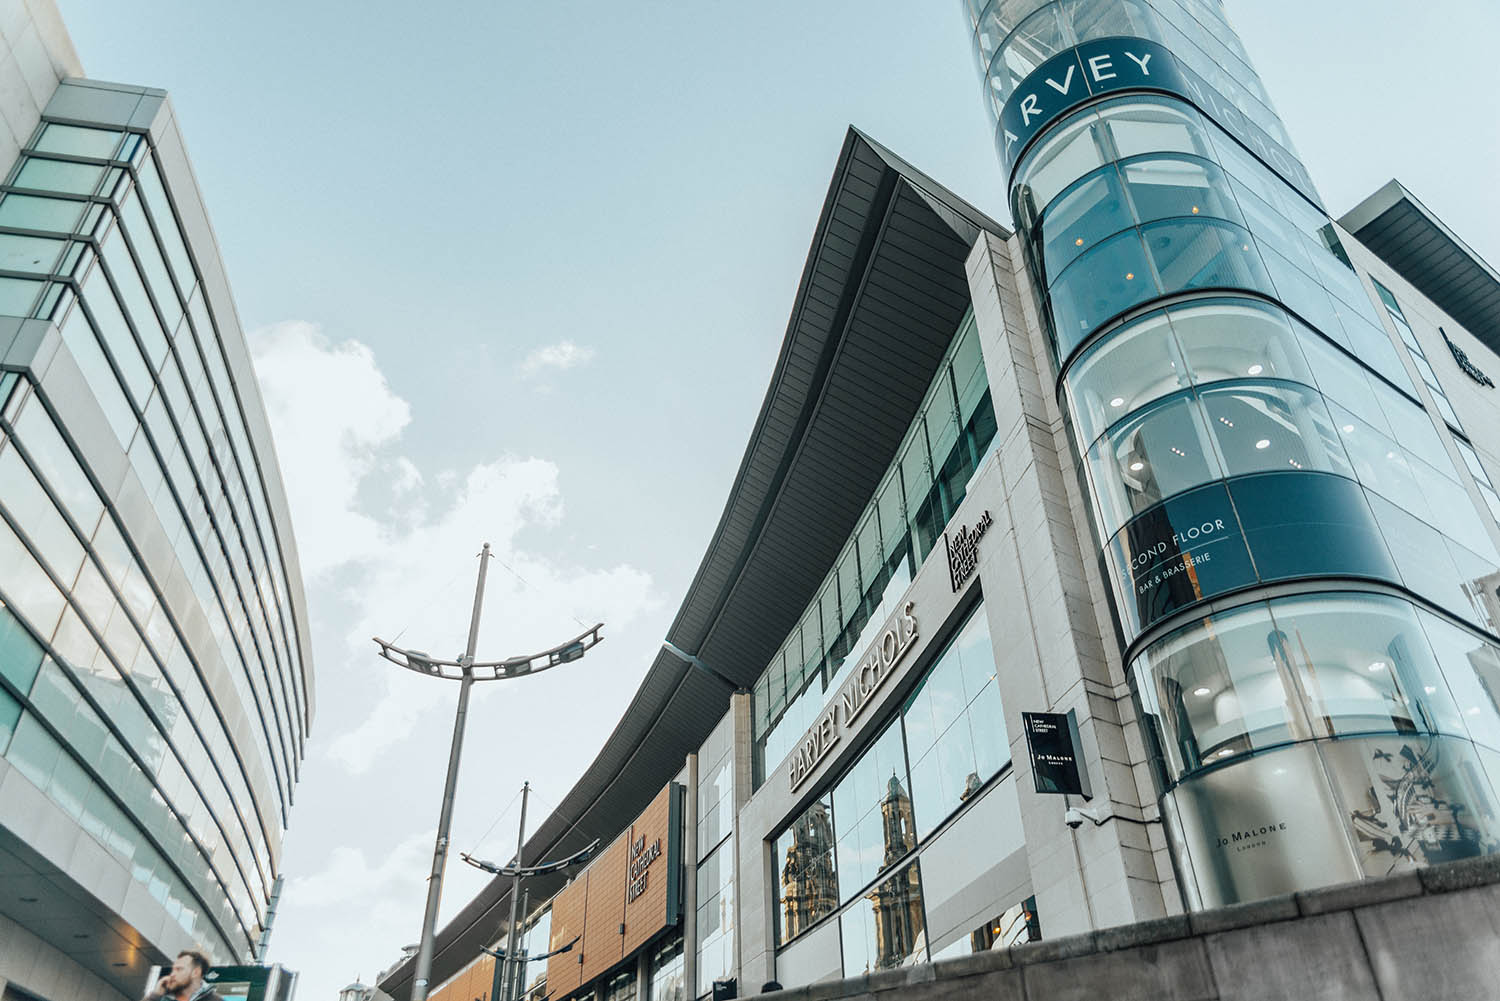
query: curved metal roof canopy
[
  {"left": 1341, "top": 179, "right": 1500, "bottom": 354},
  {"left": 380, "top": 128, "right": 1007, "bottom": 999}
]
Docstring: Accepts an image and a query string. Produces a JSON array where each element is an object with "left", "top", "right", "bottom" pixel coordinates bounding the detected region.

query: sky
[{"left": 50, "top": 1, "right": 1500, "bottom": 998}]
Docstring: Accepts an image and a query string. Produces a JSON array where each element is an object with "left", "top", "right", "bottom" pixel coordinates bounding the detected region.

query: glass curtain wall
[
  {"left": 754, "top": 312, "right": 996, "bottom": 785},
  {"left": 964, "top": 0, "right": 1500, "bottom": 907},
  {"left": 0, "top": 121, "right": 310, "bottom": 956},
  {"left": 695, "top": 716, "right": 736, "bottom": 998},
  {"left": 771, "top": 607, "right": 1015, "bottom": 975}
]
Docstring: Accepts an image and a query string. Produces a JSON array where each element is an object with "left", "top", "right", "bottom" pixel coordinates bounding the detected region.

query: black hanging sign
[{"left": 1022, "top": 710, "right": 1091, "bottom": 798}]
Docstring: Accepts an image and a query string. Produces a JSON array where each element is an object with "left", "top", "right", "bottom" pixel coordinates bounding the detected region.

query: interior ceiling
[{"left": 380, "top": 128, "right": 1007, "bottom": 999}]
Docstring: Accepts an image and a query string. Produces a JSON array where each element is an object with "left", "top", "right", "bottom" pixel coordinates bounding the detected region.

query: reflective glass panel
[
  {"left": 902, "top": 607, "right": 1007, "bottom": 838},
  {"left": 839, "top": 860, "right": 926, "bottom": 974},
  {"left": 1142, "top": 219, "right": 1270, "bottom": 297},
  {"left": 1049, "top": 229, "right": 1157, "bottom": 357},
  {"left": 0, "top": 194, "right": 84, "bottom": 232},
  {"left": 832, "top": 721, "right": 912, "bottom": 902},
  {"left": 1089, "top": 392, "right": 1221, "bottom": 535},
  {"left": 1035, "top": 166, "right": 1132, "bottom": 282},
  {"left": 1199, "top": 383, "right": 1350, "bottom": 478},
  {"left": 775, "top": 795, "right": 838, "bottom": 943},
  {"left": 1066, "top": 309, "right": 1185, "bottom": 446}
]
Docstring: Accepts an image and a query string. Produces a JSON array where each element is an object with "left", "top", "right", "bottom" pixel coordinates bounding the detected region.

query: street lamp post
[
  {"left": 374, "top": 543, "right": 604, "bottom": 1001},
  {"left": 461, "top": 810, "right": 598, "bottom": 1001}
]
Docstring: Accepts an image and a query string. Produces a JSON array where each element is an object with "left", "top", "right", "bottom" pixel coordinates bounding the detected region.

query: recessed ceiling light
[
  {"left": 1424, "top": 686, "right": 1438, "bottom": 694},
  {"left": 1125, "top": 272, "right": 1135, "bottom": 280},
  {"left": 1110, "top": 397, "right": 1125, "bottom": 407},
  {"left": 1216, "top": 748, "right": 1234, "bottom": 757},
  {"left": 1367, "top": 661, "right": 1385, "bottom": 672},
  {"left": 1075, "top": 237, "right": 1084, "bottom": 246},
  {"left": 1247, "top": 364, "right": 1263, "bottom": 375},
  {"left": 1255, "top": 439, "right": 1270, "bottom": 449},
  {"left": 1193, "top": 687, "right": 1211, "bottom": 696},
  {"left": 1129, "top": 461, "right": 1145, "bottom": 471},
  {"left": 1341, "top": 425, "right": 1354, "bottom": 433}
]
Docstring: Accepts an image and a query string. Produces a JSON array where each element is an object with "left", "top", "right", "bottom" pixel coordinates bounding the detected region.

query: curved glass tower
[
  {"left": 965, "top": 0, "right": 1500, "bottom": 907},
  {"left": 0, "top": 47, "right": 312, "bottom": 994}
]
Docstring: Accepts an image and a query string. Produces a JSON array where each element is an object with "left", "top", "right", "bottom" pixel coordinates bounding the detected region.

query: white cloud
[
  {"left": 250, "top": 321, "right": 659, "bottom": 772},
  {"left": 249, "top": 322, "right": 410, "bottom": 578},
  {"left": 519, "top": 340, "right": 595, "bottom": 377}
]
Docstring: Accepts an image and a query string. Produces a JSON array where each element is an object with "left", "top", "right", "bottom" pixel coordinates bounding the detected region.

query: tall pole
[
  {"left": 411, "top": 544, "right": 492, "bottom": 1001},
  {"left": 499, "top": 782, "right": 530, "bottom": 1001}
]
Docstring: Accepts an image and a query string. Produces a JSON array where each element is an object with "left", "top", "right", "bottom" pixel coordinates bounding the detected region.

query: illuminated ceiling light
[
  {"left": 1424, "top": 686, "right": 1438, "bottom": 694},
  {"left": 1342, "top": 425, "right": 1354, "bottom": 433},
  {"left": 1255, "top": 439, "right": 1270, "bottom": 449},
  {"left": 1218, "top": 417, "right": 1234, "bottom": 427},
  {"left": 1170, "top": 446, "right": 1186, "bottom": 456},
  {"left": 1193, "top": 687, "right": 1212, "bottom": 696},
  {"left": 1216, "top": 748, "right": 1234, "bottom": 757},
  {"left": 1075, "top": 237, "right": 1084, "bottom": 246},
  {"left": 1125, "top": 272, "right": 1135, "bottom": 280},
  {"left": 1191, "top": 205, "right": 1200, "bottom": 214},
  {"left": 1110, "top": 397, "right": 1125, "bottom": 407},
  {"left": 1468, "top": 706, "right": 1482, "bottom": 715},
  {"left": 1247, "top": 364, "right": 1263, "bottom": 375},
  {"left": 1288, "top": 459, "right": 1302, "bottom": 469},
  {"left": 1367, "top": 661, "right": 1385, "bottom": 672},
  {"left": 1386, "top": 451, "right": 1397, "bottom": 459},
  {"left": 1130, "top": 461, "right": 1145, "bottom": 471},
  {"left": 1241, "top": 244, "right": 1250, "bottom": 251}
]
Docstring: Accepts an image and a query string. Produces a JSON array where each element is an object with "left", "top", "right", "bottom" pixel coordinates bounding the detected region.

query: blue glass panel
[
  {"left": 1228, "top": 472, "right": 1397, "bottom": 584},
  {"left": 1049, "top": 229, "right": 1157, "bottom": 359}
]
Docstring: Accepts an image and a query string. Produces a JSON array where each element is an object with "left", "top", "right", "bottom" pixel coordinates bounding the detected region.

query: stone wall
[{"left": 752, "top": 854, "right": 1500, "bottom": 1001}]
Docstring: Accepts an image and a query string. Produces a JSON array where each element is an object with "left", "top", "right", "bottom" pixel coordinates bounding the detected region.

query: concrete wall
[{"left": 749, "top": 853, "right": 1500, "bottom": 1001}]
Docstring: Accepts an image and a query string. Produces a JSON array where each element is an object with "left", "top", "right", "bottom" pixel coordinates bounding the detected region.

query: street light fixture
[{"left": 373, "top": 543, "right": 604, "bottom": 1001}]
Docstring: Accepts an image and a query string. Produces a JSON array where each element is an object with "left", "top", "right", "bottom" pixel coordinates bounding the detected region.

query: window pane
[
  {"left": 14, "top": 158, "right": 105, "bottom": 195},
  {"left": 0, "top": 603, "right": 45, "bottom": 694},
  {"left": 839, "top": 860, "right": 926, "bottom": 974},
  {"left": 903, "top": 606, "right": 1006, "bottom": 837},
  {"left": 1171, "top": 296, "right": 1313, "bottom": 388},
  {"left": 1066, "top": 309, "right": 1184, "bottom": 446},
  {"left": 1121, "top": 155, "right": 1242, "bottom": 227},
  {"left": 1035, "top": 166, "right": 1133, "bottom": 282},
  {"left": 1049, "top": 229, "right": 1158, "bottom": 357},
  {"left": 1103, "top": 97, "right": 1213, "bottom": 160},
  {"left": 1014, "top": 112, "right": 1108, "bottom": 226},
  {"left": 0, "top": 277, "right": 42, "bottom": 316},
  {"left": 1088, "top": 392, "right": 1222, "bottom": 535},
  {"left": 33, "top": 124, "right": 122, "bottom": 159},
  {"left": 0, "top": 194, "right": 85, "bottom": 232},
  {"left": 1133, "top": 600, "right": 1308, "bottom": 778},
  {"left": 1200, "top": 383, "right": 1350, "bottom": 477},
  {"left": 832, "top": 722, "right": 911, "bottom": 901},
  {"left": 775, "top": 794, "right": 837, "bottom": 943},
  {"left": 1143, "top": 219, "right": 1270, "bottom": 297}
]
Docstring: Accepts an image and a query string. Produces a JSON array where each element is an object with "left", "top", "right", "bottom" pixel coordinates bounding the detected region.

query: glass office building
[
  {"left": 0, "top": 6, "right": 312, "bottom": 1000},
  {"left": 965, "top": 0, "right": 1500, "bottom": 908},
  {"left": 387, "top": 5, "right": 1500, "bottom": 998}
]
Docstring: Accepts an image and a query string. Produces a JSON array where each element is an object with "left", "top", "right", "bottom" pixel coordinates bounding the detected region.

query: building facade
[
  {"left": 382, "top": 3, "right": 1500, "bottom": 999},
  {"left": 0, "top": 3, "right": 313, "bottom": 999}
]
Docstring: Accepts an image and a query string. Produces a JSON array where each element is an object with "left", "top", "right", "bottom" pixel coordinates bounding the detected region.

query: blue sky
[{"left": 53, "top": 1, "right": 1500, "bottom": 997}]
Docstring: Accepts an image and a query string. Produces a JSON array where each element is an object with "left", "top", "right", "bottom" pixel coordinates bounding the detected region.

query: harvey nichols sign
[{"left": 788, "top": 601, "right": 919, "bottom": 792}]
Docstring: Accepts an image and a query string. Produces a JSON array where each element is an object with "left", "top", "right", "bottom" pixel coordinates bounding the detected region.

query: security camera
[{"left": 1065, "top": 805, "right": 1105, "bottom": 829}]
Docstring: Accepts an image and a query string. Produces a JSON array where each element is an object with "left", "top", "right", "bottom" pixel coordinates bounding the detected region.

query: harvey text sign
[{"left": 788, "top": 602, "right": 919, "bottom": 792}]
